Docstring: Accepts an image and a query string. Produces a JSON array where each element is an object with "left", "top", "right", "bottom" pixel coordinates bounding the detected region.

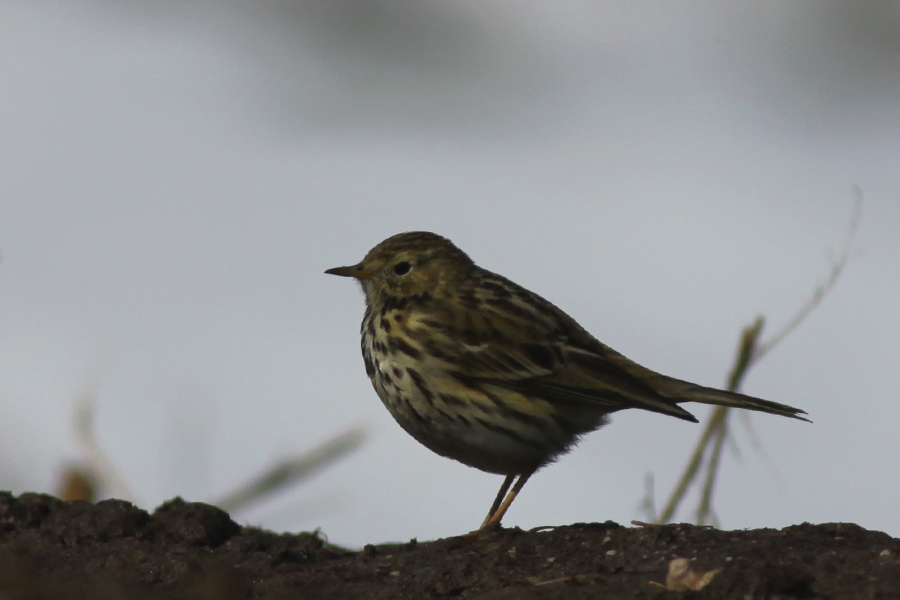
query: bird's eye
[{"left": 393, "top": 261, "right": 412, "bottom": 276}]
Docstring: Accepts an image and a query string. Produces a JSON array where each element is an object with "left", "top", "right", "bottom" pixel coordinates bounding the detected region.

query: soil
[{"left": 1, "top": 492, "right": 898, "bottom": 599}]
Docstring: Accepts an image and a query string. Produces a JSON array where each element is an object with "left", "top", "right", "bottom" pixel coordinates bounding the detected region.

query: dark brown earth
[{"left": 1, "top": 492, "right": 898, "bottom": 599}]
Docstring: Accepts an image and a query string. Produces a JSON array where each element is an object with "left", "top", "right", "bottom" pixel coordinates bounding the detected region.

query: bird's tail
[{"left": 674, "top": 382, "right": 810, "bottom": 422}]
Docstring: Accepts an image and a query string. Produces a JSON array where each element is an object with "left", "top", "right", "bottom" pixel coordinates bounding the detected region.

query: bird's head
[{"left": 325, "top": 231, "right": 475, "bottom": 304}]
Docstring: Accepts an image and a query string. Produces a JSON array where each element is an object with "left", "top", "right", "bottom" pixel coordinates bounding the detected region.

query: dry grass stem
[{"left": 652, "top": 193, "right": 861, "bottom": 524}]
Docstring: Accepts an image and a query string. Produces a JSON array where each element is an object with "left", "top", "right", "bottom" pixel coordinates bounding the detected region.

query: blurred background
[{"left": 1, "top": 0, "right": 898, "bottom": 547}]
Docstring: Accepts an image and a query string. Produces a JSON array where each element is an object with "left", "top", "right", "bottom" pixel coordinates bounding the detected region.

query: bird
[{"left": 325, "top": 231, "right": 808, "bottom": 530}]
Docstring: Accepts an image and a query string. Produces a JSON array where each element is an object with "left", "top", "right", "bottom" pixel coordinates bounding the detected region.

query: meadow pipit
[{"left": 326, "top": 231, "right": 808, "bottom": 530}]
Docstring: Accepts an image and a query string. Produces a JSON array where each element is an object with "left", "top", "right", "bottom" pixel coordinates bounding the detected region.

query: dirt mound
[{"left": 1, "top": 492, "right": 898, "bottom": 599}]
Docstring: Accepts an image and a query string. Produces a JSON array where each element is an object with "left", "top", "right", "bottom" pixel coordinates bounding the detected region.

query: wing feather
[{"left": 407, "top": 286, "right": 698, "bottom": 422}]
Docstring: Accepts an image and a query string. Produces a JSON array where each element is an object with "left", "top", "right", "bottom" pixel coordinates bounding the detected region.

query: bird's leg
[
  {"left": 481, "top": 475, "right": 515, "bottom": 528},
  {"left": 480, "top": 470, "right": 535, "bottom": 530}
]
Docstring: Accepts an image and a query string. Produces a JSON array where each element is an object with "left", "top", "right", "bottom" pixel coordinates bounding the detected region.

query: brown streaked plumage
[{"left": 326, "top": 231, "right": 808, "bottom": 530}]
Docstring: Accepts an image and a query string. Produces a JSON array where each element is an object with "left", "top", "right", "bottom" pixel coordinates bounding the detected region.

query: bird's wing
[{"left": 408, "top": 295, "right": 698, "bottom": 422}]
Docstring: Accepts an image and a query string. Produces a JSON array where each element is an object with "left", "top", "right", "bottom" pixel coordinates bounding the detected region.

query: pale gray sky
[{"left": 1, "top": 1, "right": 898, "bottom": 546}]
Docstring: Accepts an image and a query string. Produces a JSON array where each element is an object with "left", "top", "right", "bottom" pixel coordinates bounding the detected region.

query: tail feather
[{"left": 679, "top": 384, "right": 810, "bottom": 422}]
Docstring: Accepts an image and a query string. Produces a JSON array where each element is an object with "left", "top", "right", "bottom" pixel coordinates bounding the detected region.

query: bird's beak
[{"left": 325, "top": 264, "right": 375, "bottom": 280}]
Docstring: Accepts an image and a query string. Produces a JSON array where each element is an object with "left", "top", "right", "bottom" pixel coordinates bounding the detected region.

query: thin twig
[
  {"left": 695, "top": 409, "right": 727, "bottom": 526},
  {"left": 653, "top": 193, "right": 861, "bottom": 524},
  {"left": 656, "top": 406, "right": 726, "bottom": 524},
  {"left": 752, "top": 190, "right": 861, "bottom": 364},
  {"left": 659, "top": 319, "right": 764, "bottom": 523},
  {"left": 727, "top": 317, "right": 765, "bottom": 390}
]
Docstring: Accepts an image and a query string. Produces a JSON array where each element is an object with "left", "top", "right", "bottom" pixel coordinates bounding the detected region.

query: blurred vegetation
[{"left": 55, "top": 386, "right": 365, "bottom": 517}]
